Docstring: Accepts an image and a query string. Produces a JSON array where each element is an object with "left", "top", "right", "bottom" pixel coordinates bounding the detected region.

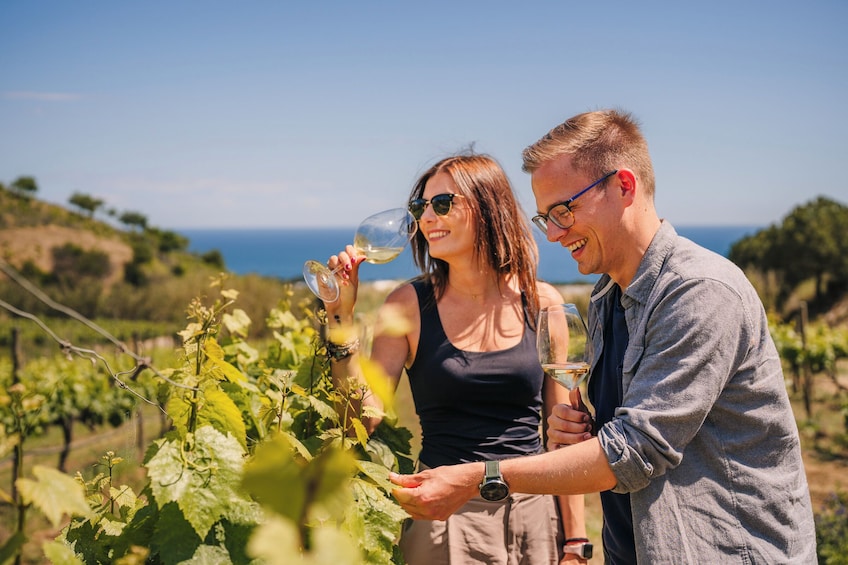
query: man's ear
[{"left": 616, "top": 169, "right": 637, "bottom": 205}]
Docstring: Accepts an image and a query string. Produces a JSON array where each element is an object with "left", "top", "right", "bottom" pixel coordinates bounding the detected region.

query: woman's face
[{"left": 418, "top": 172, "right": 475, "bottom": 263}]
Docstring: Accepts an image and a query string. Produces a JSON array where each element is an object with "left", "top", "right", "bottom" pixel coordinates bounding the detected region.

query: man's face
[{"left": 531, "top": 156, "right": 619, "bottom": 278}]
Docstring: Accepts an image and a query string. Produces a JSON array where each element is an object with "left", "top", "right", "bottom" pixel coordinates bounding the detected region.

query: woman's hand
[{"left": 323, "top": 245, "right": 365, "bottom": 318}]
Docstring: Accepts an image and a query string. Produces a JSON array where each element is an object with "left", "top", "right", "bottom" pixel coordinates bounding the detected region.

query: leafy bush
[
  {"left": 816, "top": 490, "right": 848, "bottom": 564},
  {"left": 7, "top": 281, "right": 413, "bottom": 564}
]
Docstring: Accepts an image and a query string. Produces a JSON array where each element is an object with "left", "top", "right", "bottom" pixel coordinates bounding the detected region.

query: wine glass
[
  {"left": 536, "top": 303, "right": 593, "bottom": 406},
  {"left": 302, "top": 207, "right": 418, "bottom": 302}
]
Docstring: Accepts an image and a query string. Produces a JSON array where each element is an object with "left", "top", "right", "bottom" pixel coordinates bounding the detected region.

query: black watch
[
  {"left": 478, "top": 460, "right": 509, "bottom": 501},
  {"left": 563, "top": 541, "right": 594, "bottom": 560}
]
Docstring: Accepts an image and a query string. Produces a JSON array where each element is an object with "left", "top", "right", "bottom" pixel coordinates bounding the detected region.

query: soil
[{"left": 0, "top": 225, "right": 131, "bottom": 287}]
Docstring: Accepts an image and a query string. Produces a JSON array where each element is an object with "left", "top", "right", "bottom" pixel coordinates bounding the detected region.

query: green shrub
[{"left": 816, "top": 490, "right": 848, "bottom": 564}]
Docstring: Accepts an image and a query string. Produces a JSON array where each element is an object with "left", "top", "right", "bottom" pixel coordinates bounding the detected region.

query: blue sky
[{"left": 1, "top": 1, "right": 846, "bottom": 230}]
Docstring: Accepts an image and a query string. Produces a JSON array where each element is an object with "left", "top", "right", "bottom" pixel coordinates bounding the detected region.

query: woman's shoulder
[
  {"left": 383, "top": 279, "right": 423, "bottom": 308},
  {"left": 535, "top": 280, "right": 563, "bottom": 307}
]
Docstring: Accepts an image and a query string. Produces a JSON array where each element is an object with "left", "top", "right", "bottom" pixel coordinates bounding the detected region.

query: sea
[{"left": 179, "top": 225, "right": 762, "bottom": 285}]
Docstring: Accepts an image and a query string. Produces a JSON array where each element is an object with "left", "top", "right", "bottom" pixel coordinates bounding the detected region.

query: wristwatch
[
  {"left": 478, "top": 460, "right": 509, "bottom": 501},
  {"left": 563, "top": 539, "right": 594, "bottom": 559}
]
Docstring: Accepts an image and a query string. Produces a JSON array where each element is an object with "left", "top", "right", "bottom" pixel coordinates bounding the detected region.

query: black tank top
[{"left": 407, "top": 280, "right": 544, "bottom": 468}]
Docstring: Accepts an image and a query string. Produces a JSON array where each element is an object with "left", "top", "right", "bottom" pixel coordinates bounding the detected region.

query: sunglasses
[{"left": 408, "top": 193, "right": 463, "bottom": 220}]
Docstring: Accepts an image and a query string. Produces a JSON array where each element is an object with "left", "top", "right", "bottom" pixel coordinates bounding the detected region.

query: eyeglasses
[
  {"left": 531, "top": 170, "right": 618, "bottom": 233},
  {"left": 408, "top": 193, "right": 463, "bottom": 220}
]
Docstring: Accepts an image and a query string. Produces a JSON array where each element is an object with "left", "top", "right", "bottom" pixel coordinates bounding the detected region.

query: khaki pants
[{"left": 398, "top": 491, "right": 563, "bottom": 565}]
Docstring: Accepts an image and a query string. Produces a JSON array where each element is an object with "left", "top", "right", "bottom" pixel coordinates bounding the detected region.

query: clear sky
[{"left": 1, "top": 1, "right": 846, "bottom": 230}]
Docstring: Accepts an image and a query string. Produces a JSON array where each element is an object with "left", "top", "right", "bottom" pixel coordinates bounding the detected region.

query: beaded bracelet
[{"left": 326, "top": 338, "right": 360, "bottom": 361}]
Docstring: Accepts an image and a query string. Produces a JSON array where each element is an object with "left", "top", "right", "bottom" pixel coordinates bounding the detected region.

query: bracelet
[
  {"left": 326, "top": 338, "right": 360, "bottom": 361},
  {"left": 565, "top": 537, "right": 589, "bottom": 544}
]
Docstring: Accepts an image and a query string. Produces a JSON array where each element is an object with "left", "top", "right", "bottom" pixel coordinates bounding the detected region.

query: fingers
[
  {"left": 329, "top": 245, "right": 364, "bottom": 272},
  {"left": 323, "top": 247, "right": 365, "bottom": 309},
  {"left": 547, "top": 403, "right": 593, "bottom": 447},
  {"left": 389, "top": 473, "right": 430, "bottom": 520},
  {"left": 389, "top": 472, "right": 423, "bottom": 488}
]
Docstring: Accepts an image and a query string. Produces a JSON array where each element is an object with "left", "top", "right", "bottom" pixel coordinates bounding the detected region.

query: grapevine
[{"left": 3, "top": 280, "right": 413, "bottom": 564}]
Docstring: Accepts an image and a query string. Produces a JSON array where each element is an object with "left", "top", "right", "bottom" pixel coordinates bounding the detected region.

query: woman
[{"left": 322, "top": 153, "right": 587, "bottom": 564}]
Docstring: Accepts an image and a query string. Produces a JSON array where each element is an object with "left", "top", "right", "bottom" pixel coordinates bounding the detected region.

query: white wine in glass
[
  {"left": 302, "top": 207, "right": 417, "bottom": 302},
  {"left": 536, "top": 303, "right": 593, "bottom": 405}
]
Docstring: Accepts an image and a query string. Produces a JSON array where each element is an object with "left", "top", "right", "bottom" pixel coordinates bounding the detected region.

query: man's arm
[{"left": 390, "top": 438, "right": 616, "bottom": 521}]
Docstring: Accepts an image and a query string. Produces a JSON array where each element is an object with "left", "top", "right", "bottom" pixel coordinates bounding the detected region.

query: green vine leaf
[
  {"left": 248, "top": 515, "right": 361, "bottom": 565},
  {"left": 41, "top": 538, "right": 83, "bottom": 565},
  {"left": 205, "top": 338, "right": 248, "bottom": 384},
  {"left": 222, "top": 308, "right": 252, "bottom": 338},
  {"left": 198, "top": 383, "right": 248, "bottom": 450},
  {"left": 351, "top": 417, "right": 369, "bottom": 447},
  {"left": 147, "top": 426, "right": 247, "bottom": 540},
  {"left": 16, "top": 465, "right": 91, "bottom": 528}
]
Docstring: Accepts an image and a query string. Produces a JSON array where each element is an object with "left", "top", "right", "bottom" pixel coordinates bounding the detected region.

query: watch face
[{"left": 480, "top": 480, "right": 509, "bottom": 501}]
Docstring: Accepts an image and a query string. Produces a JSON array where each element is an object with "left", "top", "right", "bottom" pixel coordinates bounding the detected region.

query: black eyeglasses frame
[{"left": 531, "top": 170, "right": 618, "bottom": 233}]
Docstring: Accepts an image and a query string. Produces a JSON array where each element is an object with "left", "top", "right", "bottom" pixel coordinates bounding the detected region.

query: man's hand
[
  {"left": 389, "top": 462, "right": 482, "bottom": 521},
  {"left": 547, "top": 388, "right": 594, "bottom": 450}
]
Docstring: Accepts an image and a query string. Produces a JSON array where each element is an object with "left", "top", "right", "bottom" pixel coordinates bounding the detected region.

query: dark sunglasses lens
[
  {"left": 431, "top": 194, "right": 453, "bottom": 216},
  {"left": 408, "top": 199, "right": 426, "bottom": 220}
]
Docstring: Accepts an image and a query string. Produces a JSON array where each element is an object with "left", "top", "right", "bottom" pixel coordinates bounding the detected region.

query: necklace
[{"left": 448, "top": 281, "right": 502, "bottom": 301}]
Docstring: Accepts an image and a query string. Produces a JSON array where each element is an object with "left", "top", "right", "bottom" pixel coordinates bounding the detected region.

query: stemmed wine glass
[
  {"left": 536, "top": 303, "right": 593, "bottom": 406},
  {"left": 302, "top": 207, "right": 418, "bottom": 302}
]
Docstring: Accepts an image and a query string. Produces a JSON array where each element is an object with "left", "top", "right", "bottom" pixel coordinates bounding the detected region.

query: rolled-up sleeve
[{"left": 598, "top": 277, "right": 751, "bottom": 494}]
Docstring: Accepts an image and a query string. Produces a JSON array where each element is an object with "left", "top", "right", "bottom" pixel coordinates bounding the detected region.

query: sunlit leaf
[
  {"left": 242, "top": 435, "right": 307, "bottom": 522},
  {"left": 358, "top": 357, "right": 394, "bottom": 411},
  {"left": 176, "top": 544, "right": 232, "bottom": 564},
  {"left": 305, "top": 448, "right": 357, "bottom": 521},
  {"left": 147, "top": 426, "right": 247, "bottom": 540},
  {"left": 376, "top": 302, "right": 412, "bottom": 337},
  {"left": 16, "top": 465, "right": 91, "bottom": 528},
  {"left": 248, "top": 516, "right": 361, "bottom": 565},
  {"left": 221, "top": 288, "right": 240, "bottom": 300},
  {"left": 222, "top": 308, "right": 251, "bottom": 338},
  {"left": 198, "top": 384, "right": 247, "bottom": 450},
  {"left": 350, "top": 418, "right": 369, "bottom": 447},
  {"left": 277, "top": 430, "right": 314, "bottom": 461},
  {"left": 204, "top": 339, "right": 248, "bottom": 384},
  {"left": 354, "top": 460, "right": 394, "bottom": 493},
  {"left": 41, "top": 539, "right": 84, "bottom": 565}
]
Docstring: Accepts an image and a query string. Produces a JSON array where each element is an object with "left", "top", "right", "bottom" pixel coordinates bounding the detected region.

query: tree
[
  {"left": 118, "top": 211, "right": 148, "bottom": 231},
  {"left": 10, "top": 176, "right": 38, "bottom": 198},
  {"left": 780, "top": 197, "right": 848, "bottom": 299},
  {"left": 730, "top": 196, "right": 848, "bottom": 304},
  {"left": 68, "top": 192, "right": 105, "bottom": 219}
]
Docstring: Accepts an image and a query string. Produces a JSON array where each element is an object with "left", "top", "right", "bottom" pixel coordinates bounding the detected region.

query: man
[{"left": 390, "top": 109, "right": 817, "bottom": 563}]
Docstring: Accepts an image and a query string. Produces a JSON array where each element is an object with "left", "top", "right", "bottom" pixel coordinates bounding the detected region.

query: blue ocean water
[{"left": 180, "top": 225, "right": 761, "bottom": 285}]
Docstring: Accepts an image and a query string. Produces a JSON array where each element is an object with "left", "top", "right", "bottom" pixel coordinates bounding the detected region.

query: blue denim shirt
[{"left": 590, "top": 221, "right": 816, "bottom": 564}]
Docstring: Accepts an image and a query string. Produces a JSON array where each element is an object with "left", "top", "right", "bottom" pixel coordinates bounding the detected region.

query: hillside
[
  {"left": 1, "top": 188, "right": 156, "bottom": 277},
  {"left": 0, "top": 188, "right": 294, "bottom": 332}
]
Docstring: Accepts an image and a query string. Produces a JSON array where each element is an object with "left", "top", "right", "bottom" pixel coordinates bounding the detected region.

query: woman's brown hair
[{"left": 408, "top": 153, "right": 542, "bottom": 325}]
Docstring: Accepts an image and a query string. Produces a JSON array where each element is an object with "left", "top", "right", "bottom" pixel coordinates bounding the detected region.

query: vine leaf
[
  {"left": 16, "top": 465, "right": 91, "bottom": 528},
  {"left": 248, "top": 515, "right": 360, "bottom": 565},
  {"left": 147, "top": 426, "right": 247, "bottom": 540},
  {"left": 222, "top": 308, "right": 251, "bottom": 338},
  {"left": 199, "top": 383, "right": 248, "bottom": 450},
  {"left": 242, "top": 434, "right": 357, "bottom": 524},
  {"left": 358, "top": 357, "right": 395, "bottom": 412},
  {"left": 204, "top": 338, "right": 248, "bottom": 384}
]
